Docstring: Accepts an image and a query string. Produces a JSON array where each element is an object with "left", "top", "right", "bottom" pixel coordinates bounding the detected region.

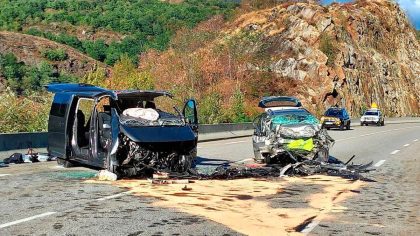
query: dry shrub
[{"left": 0, "top": 89, "right": 52, "bottom": 133}]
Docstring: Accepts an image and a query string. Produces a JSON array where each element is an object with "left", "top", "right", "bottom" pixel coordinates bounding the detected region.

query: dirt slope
[{"left": 0, "top": 31, "right": 106, "bottom": 78}]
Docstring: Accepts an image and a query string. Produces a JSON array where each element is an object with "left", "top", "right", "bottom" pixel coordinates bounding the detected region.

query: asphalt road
[{"left": 0, "top": 122, "right": 419, "bottom": 235}]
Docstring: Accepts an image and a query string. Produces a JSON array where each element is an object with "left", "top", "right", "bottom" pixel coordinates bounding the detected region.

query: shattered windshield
[
  {"left": 118, "top": 95, "right": 184, "bottom": 127},
  {"left": 271, "top": 110, "right": 319, "bottom": 129}
]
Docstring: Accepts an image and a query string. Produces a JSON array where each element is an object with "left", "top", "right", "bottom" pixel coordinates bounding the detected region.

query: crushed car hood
[{"left": 120, "top": 124, "right": 196, "bottom": 143}]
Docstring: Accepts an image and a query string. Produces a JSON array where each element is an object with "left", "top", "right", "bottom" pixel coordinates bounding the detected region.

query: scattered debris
[
  {"left": 2, "top": 149, "right": 56, "bottom": 165},
  {"left": 153, "top": 172, "right": 169, "bottom": 179},
  {"left": 0, "top": 162, "right": 9, "bottom": 168},
  {"left": 182, "top": 185, "right": 192, "bottom": 191},
  {"left": 3, "top": 153, "right": 24, "bottom": 164},
  {"left": 136, "top": 155, "right": 374, "bottom": 182},
  {"left": 97, "top": 170, "right": 118, "bottom": 181},
  {"left": 148, "top": 179, "right": 190, "bottom": 184}
]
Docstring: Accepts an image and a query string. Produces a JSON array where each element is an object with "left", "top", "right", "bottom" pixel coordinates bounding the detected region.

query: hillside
[
  {"left": 0, "top": 0, "right": 237, "bottom": 65},
  {"left": 140, "top": 0, "right": 420, "bottom": 118},
  {"left": 0, "top": 31, "right": 105, "bottom": 77}
]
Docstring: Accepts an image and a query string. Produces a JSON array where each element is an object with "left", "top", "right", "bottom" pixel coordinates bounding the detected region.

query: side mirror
[{"left": 183, "top": 99, "right": 198, "bottom": 130}]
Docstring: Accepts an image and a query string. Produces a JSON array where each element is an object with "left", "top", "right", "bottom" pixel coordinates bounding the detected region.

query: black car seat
[
  {"left": 98, "top": 105, "right": 112, "bottom": 149},
  {"left": 145, "top": 101, "right": 156, "bottom": 109},
  {"left": 76, "top": 110, "right": 89, "bottom": 147}
]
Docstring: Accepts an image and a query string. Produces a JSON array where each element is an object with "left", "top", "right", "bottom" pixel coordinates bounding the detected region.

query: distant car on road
[
  {"left": 360, "top": 108, "right": 384, "bottom": 126},
  {"left": 321, "top": 107, "right": 351, "bottom": 130}
]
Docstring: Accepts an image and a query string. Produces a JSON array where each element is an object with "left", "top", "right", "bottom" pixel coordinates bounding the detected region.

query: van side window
[
  {"left": 77, "top": 99, "right": 95, "bottom": 128},
  {"left": 50, "top": 95, "right": 68, "bottom": 117}
]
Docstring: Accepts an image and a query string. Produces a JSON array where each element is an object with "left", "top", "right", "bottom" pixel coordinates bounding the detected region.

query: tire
[
  {"left": 57, "top": 158, "right": 74, "bottom": 168},
  {"left": 381, "top": 120, "right": 385, "bottom": 126},
  {"left": 339, "top": 123, "right": 344, "bottom": 130},
  {"left": 326, "top": 127, "right": 330, "bottom": 130},
  {"left": 346, "top": 121, "right": 351, "bottom": 130}
]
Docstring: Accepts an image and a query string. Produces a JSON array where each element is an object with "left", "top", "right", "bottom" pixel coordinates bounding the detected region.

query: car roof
[
  {"left": 258, "top": 96, "right": 302, "bottom": 108},
  {"left": 266, "top": 107, "right": 311, "bottom": 115},
  {"left": 46, "top": 83, "right": 172, "bottom": 100}
]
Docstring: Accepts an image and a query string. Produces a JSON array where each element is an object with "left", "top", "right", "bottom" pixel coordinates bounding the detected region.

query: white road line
[
  {"left": 51, "top": 165, "right": 65, "bottom": 169},
  {"left": 0, "top": 174, "right": 11, "bottom": 177},
  {"left": 0, "top": 212, "right": 56, "bottom": 229},
  {"left": 301, "top": 220, "right": 321, "bottom": 235},
  {"left": 336, "top": 125, "right": 420, "bottom": 142},
  {"left": 374, "top": 160, "right": 386, "bottom": 167},
  {"left": 224, "top": 140, "right": 247, "bottom": 145},
  {"left": 403, "top": 144, "right": 410, "bottom": 147},
  {"left": 96, "top": 190, "right": 134, "bottom": 201},
  {"left": 390, "top": 150, "right": 400, "bottom": 155},
  {"left": 414, "top": 139, "right": 418, "bottom": 142}
]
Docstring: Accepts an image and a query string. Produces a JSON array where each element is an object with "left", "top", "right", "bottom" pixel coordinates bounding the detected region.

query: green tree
[
  {"left": 41, "top": 48, "right": 68, "bottom": 61},
  {"left": 227, "top": 87, "right": 249, "bottom": 122},
  {"left": 83, "top": 40, "right": 107, "bottom": 61},
  {"left": 319, "top": 33, "right": 338, "bottom": 66},
  {"left": 198, "top": 92, "right": 225, "bottom": 124}
]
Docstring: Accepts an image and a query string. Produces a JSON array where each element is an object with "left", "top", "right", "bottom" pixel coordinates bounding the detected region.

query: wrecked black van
[{"left": 46, "top": 83, "right": 198, "bottom": 177}]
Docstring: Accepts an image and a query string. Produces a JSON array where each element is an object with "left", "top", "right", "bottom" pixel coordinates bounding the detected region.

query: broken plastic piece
[{"left": 97, "top": 170, "right": 118, "bottom": 181}]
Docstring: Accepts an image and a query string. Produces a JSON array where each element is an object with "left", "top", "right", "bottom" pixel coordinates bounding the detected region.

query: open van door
[{"left": 47, "top": 92, "right": 73, "bottom": 157}]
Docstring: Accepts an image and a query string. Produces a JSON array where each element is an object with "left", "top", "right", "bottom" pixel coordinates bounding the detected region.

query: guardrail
[
  {"left": 1, "top": 117, "right": 419, "bottom": 152},
  {"left": 0, "top": 123, "right": 254, "bottom": 151}
]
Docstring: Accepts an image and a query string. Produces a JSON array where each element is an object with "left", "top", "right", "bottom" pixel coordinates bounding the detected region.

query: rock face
[
  {"left": 230, "top": 0, "right": 419, "bottom": 116},
  {"left": 0, "top": 31, "right": 105, "bottom": 78}
]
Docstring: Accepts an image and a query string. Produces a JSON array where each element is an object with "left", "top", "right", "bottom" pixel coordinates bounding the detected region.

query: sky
[{"left": 320, "top": 0, "right": 420, "bottom": 29}]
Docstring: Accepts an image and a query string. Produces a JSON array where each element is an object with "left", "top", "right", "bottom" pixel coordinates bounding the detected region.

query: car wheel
[
  {"left": 57, "top": 158, "right": 74, "bottom": 168},
  {"left": 377, "top": 121, "right": 381, "bottom": 126},
  {"left": 346, "top": 121, "right": 351, "bottom": 130},
  {"left": 339, "top": 123, "right": 344, "bottom": 130},
  {"left": 381, "top": 120, "right": 385, "bottom": 126},
  {"left": 326, "top": 127, "right": 330, "bottom": 130},
  {"left": 360, "top": 122, "right": 363, "bottom": 126}
]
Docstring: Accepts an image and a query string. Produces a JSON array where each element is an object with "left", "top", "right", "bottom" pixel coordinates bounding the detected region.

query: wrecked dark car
[
  {"left": 46, "top": 83, "right": 198, "bottom": 177},
  {"left": 252, "top": 96, "right": 334, "bottom": 165}
]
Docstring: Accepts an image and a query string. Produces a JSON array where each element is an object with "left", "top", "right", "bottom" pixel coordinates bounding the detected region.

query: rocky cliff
[
  {"left": 232, "top": 0, "right": 420, "bottom": 116},
  {"left": 142, "top": 0, "right": 419, "bottom": 117}
]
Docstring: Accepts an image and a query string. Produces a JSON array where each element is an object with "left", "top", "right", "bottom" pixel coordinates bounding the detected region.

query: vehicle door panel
[
  {"left": 183, "top": 99, "right": 198, "bottom": 136},
  {"left": 48, "top": 93, "right": 73, "bottom": 157}
]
